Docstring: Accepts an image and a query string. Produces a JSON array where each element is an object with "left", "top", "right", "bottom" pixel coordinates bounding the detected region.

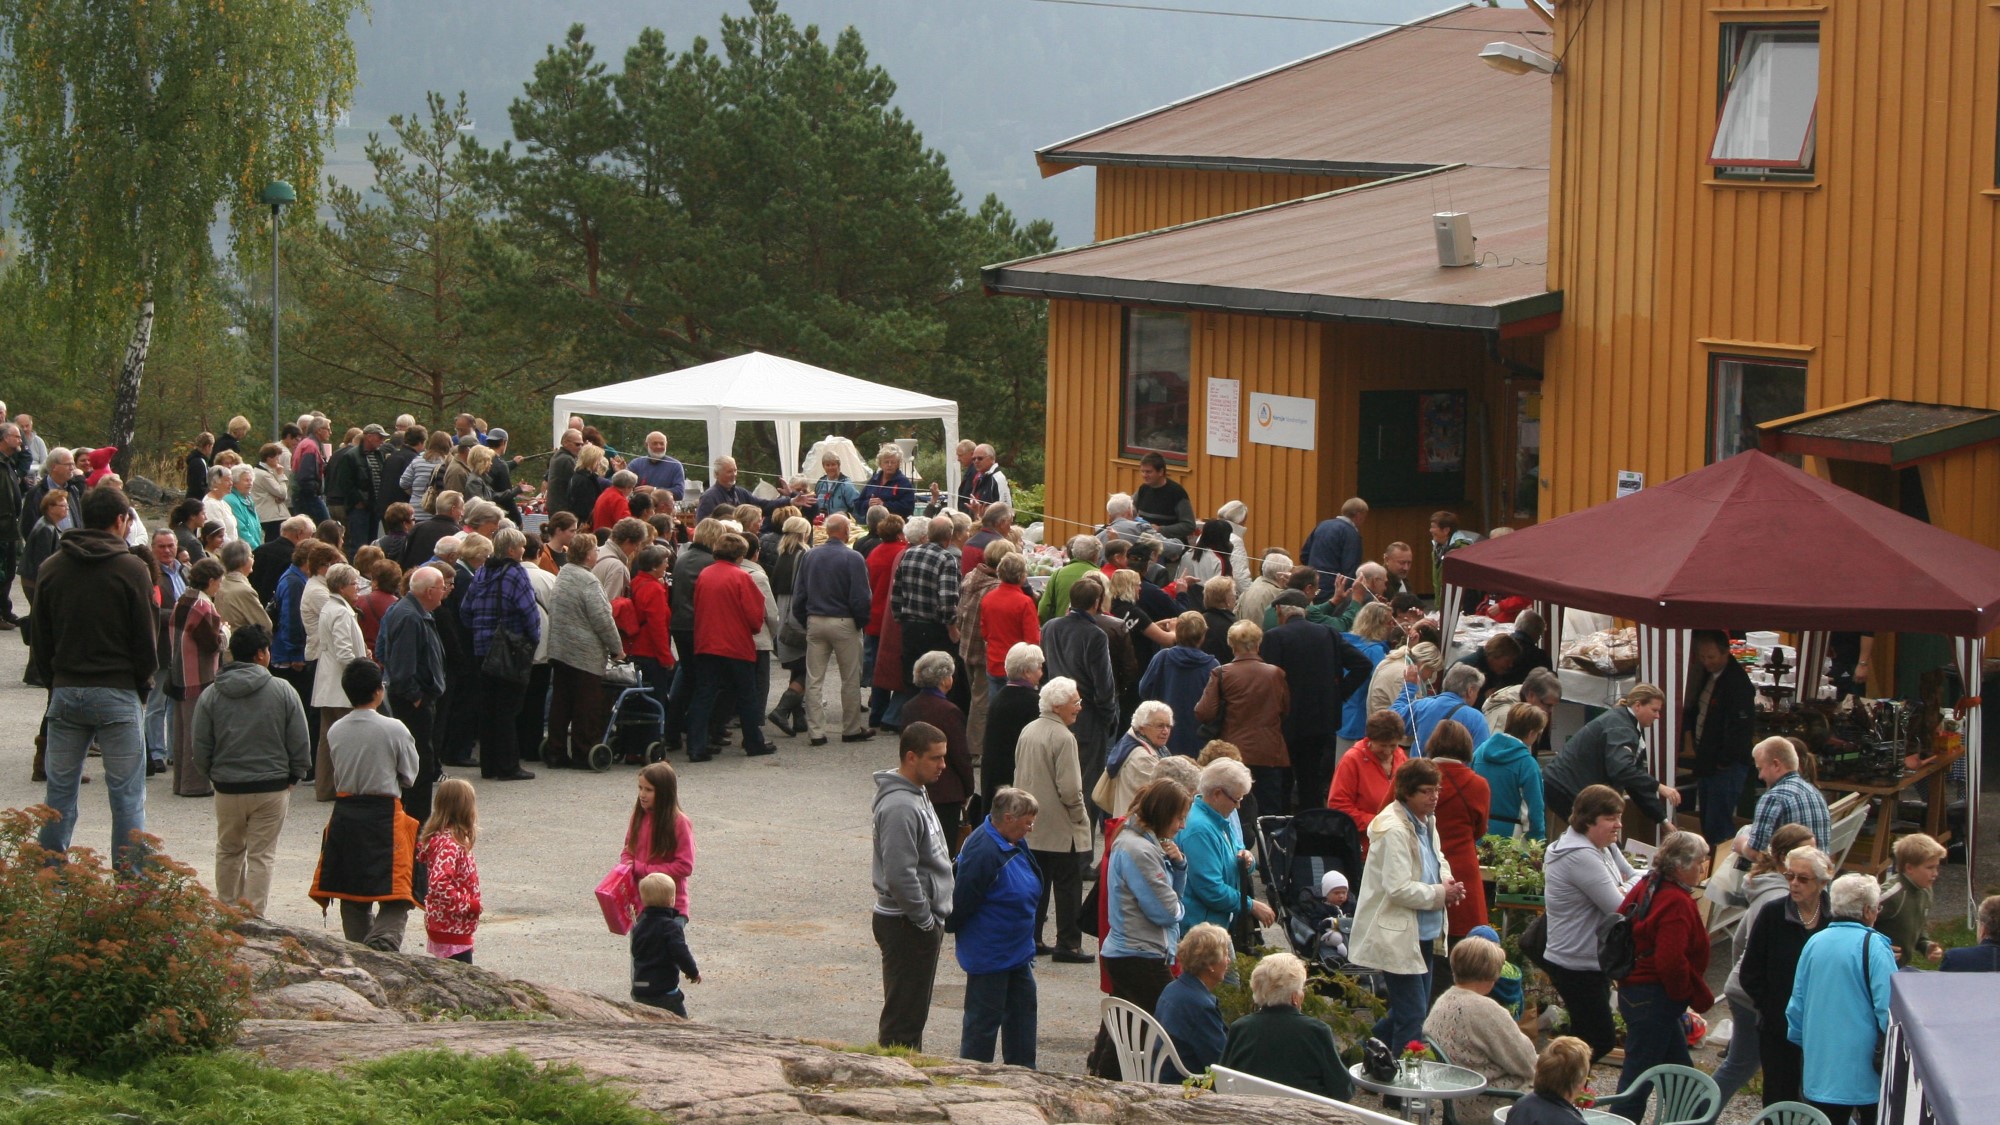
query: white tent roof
[{"left": 551, "top": 351, "right": 960, "bottom": 495}]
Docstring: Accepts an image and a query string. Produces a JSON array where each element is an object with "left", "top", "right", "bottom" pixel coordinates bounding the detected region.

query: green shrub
[
  {"left": 1009, "top": 480, "right": 1046, "bottom": 523},
  {"left": 1212, "top": 950, "right": 1385, "bottom": 1060},
  {"left": 0, "top": 806, "right": 250, "bottom": 1070}
]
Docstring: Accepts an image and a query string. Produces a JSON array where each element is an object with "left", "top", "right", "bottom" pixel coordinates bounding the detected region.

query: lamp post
[{"left": 260, "top": 181, "right": 297, "bottom": 441}]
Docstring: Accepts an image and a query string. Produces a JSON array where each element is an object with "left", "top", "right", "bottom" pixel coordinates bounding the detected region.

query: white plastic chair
[
  {"left": 1210, "top": 1065, "right": 1406, "bottom": 1125},
  {"left": 1826, "top": 799, "right": 1869, "bottom": 871},
  {"left": 1099, "top": 997, "right": 1189, "bottom": 1085}
]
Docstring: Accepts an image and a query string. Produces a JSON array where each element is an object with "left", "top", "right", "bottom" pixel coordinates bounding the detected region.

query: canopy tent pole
[
  {"left": 1637, "top": 624, "right": 1692, "bottom": 842},
  {"left": 1952, "top": 634, "right": 1986, "bottom": 926},
  {"left": 1438, "top": 583, "right": 1463, "bottom": 659},
  {"left": 775, "top": 419, "right": 803, "bottom": 484},
  {"left": 1796, "top": 631, "right": 1829, "bottom": 700},
  {"left": 942, "top": 412, "right": 961, "bottom": 502}
]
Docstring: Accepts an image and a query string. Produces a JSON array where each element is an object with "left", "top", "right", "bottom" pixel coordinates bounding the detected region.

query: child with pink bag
[{"left": 601, "top": 763, "right": 695, "bottom": 933}]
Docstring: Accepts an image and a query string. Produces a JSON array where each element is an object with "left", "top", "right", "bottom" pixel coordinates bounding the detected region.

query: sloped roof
[
  {"left": 1037, "top": 5, "right": 1553, "bottom": 178},
  {"left": 982, "top": 164, "right": 1555, "bottom": 331}
]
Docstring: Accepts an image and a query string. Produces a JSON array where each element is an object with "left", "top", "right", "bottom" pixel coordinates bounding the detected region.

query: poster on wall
[
  {"left": 1417, "top": 391, "right": 1467, "bottom": 473},
  {"left": 1206, "top": 378, "right": 1240, "bottom": 458},
  {"left": 1249, "top": 392, "right": 1316, "bottom": 451}
]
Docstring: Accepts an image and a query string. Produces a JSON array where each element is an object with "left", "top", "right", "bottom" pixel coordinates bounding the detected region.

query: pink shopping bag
[{"left": 595, "top": 861, "right": 641, "bottom": 934}]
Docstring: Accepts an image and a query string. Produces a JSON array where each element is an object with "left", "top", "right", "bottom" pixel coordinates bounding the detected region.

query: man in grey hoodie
[
  {"left": 192, "top": 625, "right": 312, "bottom": 916},
  {"left": 871, "top": 721, "right": 954, "bottom": 1050}
]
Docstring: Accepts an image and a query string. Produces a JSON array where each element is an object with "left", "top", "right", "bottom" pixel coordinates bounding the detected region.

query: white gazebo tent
[{"left": 551, "top": 351, "right": 961, "bottom": 497}]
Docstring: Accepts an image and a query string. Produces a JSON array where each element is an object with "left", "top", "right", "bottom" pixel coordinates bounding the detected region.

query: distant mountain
[{"left": 342, "top": 0, "right": 1464, "bottom": 245}]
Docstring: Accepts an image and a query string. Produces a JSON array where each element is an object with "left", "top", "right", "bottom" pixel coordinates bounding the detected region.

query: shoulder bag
[
  {"left": 1861, "top": 930, "right": 1887, "bottom": 1071},
  {"left": 1604, "top": 871, "right": 1662, "bottom": 981},
  {"left": 482, "top": 625, "right": 535, "bottom": 686},
  {"left": 1197, "top": 667, "right": 1228, "bottom": 741}
]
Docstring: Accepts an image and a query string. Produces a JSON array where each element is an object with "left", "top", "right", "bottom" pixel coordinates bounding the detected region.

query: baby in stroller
[
  {"left": 1310, "top": 871, "right": 1354, "bottom": 964},
  {"left": 1256, "top": 808, "right": 1366, "bottom": 973}
]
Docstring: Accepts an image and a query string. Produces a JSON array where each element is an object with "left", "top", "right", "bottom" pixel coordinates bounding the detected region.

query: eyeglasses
[{"left": 1783, "top": 872, "right": 1820, "bottom": 884}]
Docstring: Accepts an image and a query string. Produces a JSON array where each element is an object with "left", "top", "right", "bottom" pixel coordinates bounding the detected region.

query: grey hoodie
[
  {"left": 191, "top": 660, "right": 313, "bottom": 793},
  {"left": 872, "top": 769, "right": 954, "bottom": 929},
  {"left": 1541, "top": 827, "right": 1637, "bottom": 971}
]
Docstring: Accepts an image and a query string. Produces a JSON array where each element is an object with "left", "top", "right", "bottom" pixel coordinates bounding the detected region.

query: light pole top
[{"left": 259, "top": 181, "right": 296, "bottom": 208}]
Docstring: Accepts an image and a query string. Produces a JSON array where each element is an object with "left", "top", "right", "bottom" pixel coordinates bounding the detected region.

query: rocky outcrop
[
  {"left": 237, "top": 1020, "right": 1385, "bottom": 1125},
  {"left": 233, "top": 920, "right": 1384, "bottom": 1124}
]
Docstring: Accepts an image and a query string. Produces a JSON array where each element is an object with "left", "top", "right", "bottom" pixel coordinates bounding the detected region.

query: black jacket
[
  {"left": 1259, "top": 619, "right": 1372, "bottom": 741},
  {"left": 401, "top": 514, "right": 461, "bottom": 571},
  {"left": 185, "top": 449, "right": 210, "bottom": 499},
  {"left": 982, "top": 683, "right": 1041, "bottom": 797},
  {"left": 668, "top": 543, "right": 715, "bottom": 636},
  {"left": 629, "top": 905, "right": 699, "bottom": 1000},
  {"left": 251, "top": 539, "right": 295, "bottom": 604},
  {"left": 380, "top": 447, "right": 418, "bottom": 509},
  {"left": 30, "top": 528, "right": 158, "bottom": 693},
  {"left": 1738, "top": 889, "right": 1831, "bottom": 1025},
  {"left": 1683, "top": 658, "right": 1756, "bottom": 776}
]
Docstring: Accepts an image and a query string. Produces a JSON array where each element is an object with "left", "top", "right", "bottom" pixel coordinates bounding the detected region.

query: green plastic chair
[
  {"left": 1749, "top": 1103, "right": 1833, "bottom": 1125},
  {"left": 1605, "top": 1063, "right": 1718, "bottom": 1125}
]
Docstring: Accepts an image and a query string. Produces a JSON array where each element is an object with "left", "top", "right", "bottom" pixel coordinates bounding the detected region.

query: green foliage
[
  {"left": 826, "top": 1042, "right": 950, "bottom": 1067},
  {"left": 280, "top": 92, "right": 565, "bottom": 424},
  {"left": 0, "top": 807, "right": 249, "bottom": 1070},
  {"left": 0, "top": 1048, "right": 661, "bottom": 1123},
  {"left": 1009, "top": 481, "right": 1047, "bottom": 523},
  {"left": 1212, "top": 951, "right": 1385, "bottom": 1060},
  {"left": 1478, "top": 834, "right": 1547, "bottom": 896}
]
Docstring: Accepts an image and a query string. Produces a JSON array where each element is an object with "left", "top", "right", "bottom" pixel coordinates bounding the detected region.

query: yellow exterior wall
[
  {"left": 1093, "top": 165, "right": 1367, "bottom": 240},
  {"left": 1543, "top": 0, "right": 2000, "bottom": 563}
]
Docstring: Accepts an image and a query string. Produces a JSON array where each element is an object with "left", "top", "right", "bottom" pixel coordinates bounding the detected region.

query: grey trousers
[{"left": 339, "top": 899, "right": 411, "bottom": 951}]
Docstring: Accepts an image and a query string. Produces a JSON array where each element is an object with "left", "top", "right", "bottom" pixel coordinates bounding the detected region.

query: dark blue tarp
[{"left": 1883, "top": 971, "right": 2000, "bottom": 1125}]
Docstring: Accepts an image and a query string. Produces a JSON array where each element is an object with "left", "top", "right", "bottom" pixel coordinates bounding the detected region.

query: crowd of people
[{"left": 13, "top": 408, "right": 1986, "bottom": 1117}]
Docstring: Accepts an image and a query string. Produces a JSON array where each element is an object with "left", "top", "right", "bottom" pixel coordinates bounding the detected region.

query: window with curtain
[
  {"left": 1709, "top": 355, "right": 1807, "bottom": 462},
  {"left": 1120, "top": 310, "right": 1190, "bottom": 462},
  {"left": 1709, "top": 25, "right": 1820, "bottom": 178}
]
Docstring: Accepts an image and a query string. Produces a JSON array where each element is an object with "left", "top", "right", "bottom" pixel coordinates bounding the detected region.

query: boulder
[{"left": 125, "top": 475, "right": 163, "bottom": 504}]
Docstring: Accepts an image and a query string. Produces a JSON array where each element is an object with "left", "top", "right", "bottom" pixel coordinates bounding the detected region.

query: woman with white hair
[
  {"left": 1731, "top": 832, "right": 1829, "bottom": 1108},
  {"left": 1601, "top": 830, "right": 1713, "bottom": 1124},
  {"left": 902, "top": 649, "right": 976, "bottom": 841},
  {"left": 1100, "top": 699, "right": 1171, "bottom": 816},
  {"left": 203, "top": 464, "right": 240, "bottom": 543},
  {"left": 1014, "top": 676, "right": 1092, "bottom": 964},
  {"left": 1785, "top": 873, "right": 1895, "bottom": 1124},
  {"left": 1154, "top": 922, "right": 1233, "bottom": 1081},
  {"left": 1217, "top": 951, "right": 1352, "bottom": 1100},
  {"left": 310, "top": 563, "right": 368, "bottom": 801},
  {"left": 983, "top": 642, "right": 1044, "bottom": 795},
  {"left": 860, "top": 444, "right": 916, "bottom": 517},
  {"left": 464, "top": 526, "right": 542, "bottom": 782},
  {"left": 813, "top": 450, "right": 863, "bottom": 519},
  {"left": 226, "top": 465, "right": 264, "bottom": 549},
  {"left": 947, "top": 786, "right": 1043, "bottom": 1068},
  {"left": 1179, "top": 757, "right": 1275, "bottom": 935}
]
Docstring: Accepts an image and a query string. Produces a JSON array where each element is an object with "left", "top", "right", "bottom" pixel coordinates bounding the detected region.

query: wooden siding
[
  {"left": 1093, "top": 166, "right": 1367, "bottom": 240},
  {"left": 1045, "top": 300, "right": 1327, "bottom": 561},
  {"left": 1544, "top": 0, "right": 2000, "bottom": 568}
]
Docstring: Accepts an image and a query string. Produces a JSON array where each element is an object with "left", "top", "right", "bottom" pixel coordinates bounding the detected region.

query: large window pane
[
  {"left": 1710, "top": 355, "right": 1807, "bottom": 462},
  {"left": 1710, "top": 26, "right": 1819, "bottom": 174},
  {"left": 1121, "top": 310, "right": 1190, "bottom": 461}
]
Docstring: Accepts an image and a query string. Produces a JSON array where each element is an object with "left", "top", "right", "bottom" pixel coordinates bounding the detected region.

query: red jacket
[
  {"left": 1619, "top": 874, "right": 1713, "bottom": 1011},
  {"left": 1435, "top": 759, "right": 1491, "bottom": 935},
  {"left": 1327, "top": 739, "right": 1406, "bottom": 852},
  {"left": 627, "top": 570, "right": 673, "bottom": 665},
  {"left": 417, "top": 832, "right": 481, "bottom": 945},
  {"left": 591, "top": 487, "right": 631, "bottom": 532},
  {"left": 980, "top": 582, "right": 1042, "bottom": 679},
  {"left": 865, "top": 540, "right": 906, "bottom": 636},
  {"left": 694, "top": 561, "right": 764, "bottom": 661}
]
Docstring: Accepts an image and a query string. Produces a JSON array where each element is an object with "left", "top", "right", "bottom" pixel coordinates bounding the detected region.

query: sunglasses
[{"left": 1783, "top": 872, "right": 1821, "bottom": 884}]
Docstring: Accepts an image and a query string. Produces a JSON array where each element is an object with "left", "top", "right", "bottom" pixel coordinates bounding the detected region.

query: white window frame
[
  {"left": 1710, "top": 355, "right": 1808, "bottom": 462},
  {"left": 1709, "top": 24, "right": 1820, "bottom": 177}
]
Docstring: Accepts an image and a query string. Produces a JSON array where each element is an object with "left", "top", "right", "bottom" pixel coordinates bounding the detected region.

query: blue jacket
[
  {"left": 271, "top": 565, "right": 307, "bottom": 665},
  {"left": 1472, "top": 731, "right": 1546, "bottom": 839},
  {"left": 1299, "top": 516, "right": 1361, "bottom": 602},
  {"left": 813, "top": 474, "right": 864, "bottom": 518},
  {"left": 860, "top": 469, "right": 916, "bottom": 517},
  {"left": 1102, "top": 824, "right": 1187, "bottom": 960},
  {"left": 628, "top": 454, "right": 685, "bottom": 498},
  {"left": 1940, "top": 937, "right": 2000, "bottom": 972},
  {"left": 1410, "top": 691, "right": 1489, "bottom": 752},
  {"left": 947, "top": 819, "right": 1040, "bottom": 974},
  {"left": 1137, "top": 644, "right": 1218, "bottom": 757},
  {"left": 1337, "top": 636, "right": 1388, "bottom": 740},
  {"left": 1155, "top": 970, "right": 1227, "bottom": 1081},
  {"left": 461, "top": 557, "right": 541, "bottom": 657},
  {"left": 1178, "top": 796, "right": 1252, "bottom": 932},
  {"left": 1787, "top": 920, "right": 1894, "bottom": 1106},
  {"left": 790, "top": 540, "right": 871, "bottom": 627}
]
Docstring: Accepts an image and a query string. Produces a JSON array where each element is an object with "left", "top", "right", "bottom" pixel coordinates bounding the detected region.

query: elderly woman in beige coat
[
  {"left": 1014, "top": 676, "right": 1093, "bottom": 963},
  {"left": 1351, "top": 757, "right": 1465, "bottom": 1052},
  {"left": 1424, "top": 935, "right": 1537, "bottom": 1121}
]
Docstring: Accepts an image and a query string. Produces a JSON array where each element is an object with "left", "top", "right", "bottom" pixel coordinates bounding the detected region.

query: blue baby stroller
[{"left": 547, "top": 659, "right": 666, "bottom": 772}]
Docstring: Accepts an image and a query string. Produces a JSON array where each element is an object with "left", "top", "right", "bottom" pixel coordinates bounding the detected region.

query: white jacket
[
  {"left": 311, "top": 596, "right": 367, "bottom": 708},
  {"left": 1349, "top": 800, "right": 1454, "bottom": 976},
  {"left": 252, "top": 465, "right": 290, "bottom": 523}
]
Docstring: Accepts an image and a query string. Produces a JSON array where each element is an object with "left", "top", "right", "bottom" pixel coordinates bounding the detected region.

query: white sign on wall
[
  {"left": 1616, "top": 470, "right": 1644, "bottom": 498},
  {"left": 1206, "top": 378, "right": 1240, "bottom": 458},
  {"left": 1249, "top": 392, "right": 1317, "bottom": 451}
]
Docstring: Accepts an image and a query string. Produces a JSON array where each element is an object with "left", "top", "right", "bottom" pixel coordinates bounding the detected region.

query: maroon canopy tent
[{"left": 1438, "top": 451, "right": 1995, "bottom": 904}]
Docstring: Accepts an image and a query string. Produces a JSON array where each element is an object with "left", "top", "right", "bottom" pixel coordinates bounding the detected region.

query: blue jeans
[
  {"left": 1710, "top": 997, "right": 1761, "bottom": 1109},
  {"left": 1604, "top": 981, "right": 1692, "bottom": 1122},
  {"left": 1697, "top": 761, "right": 1751, "bottom": 845},
  {"left": 292, "top": 495, "right": 329, "bottom": 524},
  {"left": 1371, "top": 937, "right": 1434, "bottom": 1051},
  {"left": 988, "top": 673, "right": 1006, "bottom": 706},
  {"left": 39, "top": 686, "right": 148, "bottom": 870},
  {"left": 687, "top": 654, "right": 771, "bottom": 757},
  {"left": 960, "top": 964, "right": 1038, "bottom": 1068},
  {"left": 143, "top": 678, "right": 173, "bottom": 763},
  {"left": 343, "top": 504, "right": 377, "bottom": 549}
]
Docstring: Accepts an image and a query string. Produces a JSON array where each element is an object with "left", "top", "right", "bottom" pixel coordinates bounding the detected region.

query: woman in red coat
[
  {"left": 1426, "top": 719, "right": 1492, "bottom": 936},
  {"left": 624, "top": 544, "right": 674, "bottom": 763},
  {"left": 865, "top": 515, "right": 908, "bottom": 730}
]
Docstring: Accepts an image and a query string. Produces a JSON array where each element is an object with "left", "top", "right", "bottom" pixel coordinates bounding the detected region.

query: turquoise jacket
[
  {"left": 1787, "top": 920, "right": 1893, "bottom": 1106},
  {"left": 1472, "top": 731, "right": 1546, "bottom": 839},
  {"left": 1178, "top": 797, "right": 1253, "bottom": 931}
]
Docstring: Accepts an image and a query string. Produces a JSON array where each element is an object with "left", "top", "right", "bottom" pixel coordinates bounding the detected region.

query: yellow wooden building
[{"left": 990, "top": 0, "right": 2000, "bottom": 625}]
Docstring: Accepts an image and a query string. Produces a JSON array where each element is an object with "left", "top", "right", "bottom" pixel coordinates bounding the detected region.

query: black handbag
[
  {"left": 1604, "top": 871, "right": 1661, "bottom": 981},
  {"left": 1229, "top": 852, "right": 1258, "bottom": 953},
  {"left": 1519, "top": 912, "right": 1549, "bottom": 965},
  {"left": 1197, "top": 668, "right": 1228, "bottom": 741},
  {"left": 481, "top": 626, "right": 534, "bottom": 686},
  {"left": 1362, "top": 1037, "right": 1398, "bottom": 1082}
]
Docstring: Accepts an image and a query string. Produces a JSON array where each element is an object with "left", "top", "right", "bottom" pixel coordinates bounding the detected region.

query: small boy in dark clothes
[{"left": 631, "top": 872, "right": 700, "bottom": 1017}]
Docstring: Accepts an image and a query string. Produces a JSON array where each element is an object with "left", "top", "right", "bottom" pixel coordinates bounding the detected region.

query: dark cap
[
  {"left": 1273, "top": 590, "right": 1311, "bottom": 609},
  {"left": 484, "top": 427, "right": 508, "bottom": 445},
  {"left": 361, "top": 423, "right": 387, "bottom": 437},
  {"left": 456, "top": 435, "right": 479, "bottom": 448}
]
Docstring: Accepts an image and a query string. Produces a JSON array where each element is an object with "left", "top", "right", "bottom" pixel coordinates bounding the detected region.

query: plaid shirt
[
  {"left": 1749, "top": 770, "right": 1831, "bottom": 852},
  {"left": 891, "top": 541, "right": 960, "bottom": 625}
]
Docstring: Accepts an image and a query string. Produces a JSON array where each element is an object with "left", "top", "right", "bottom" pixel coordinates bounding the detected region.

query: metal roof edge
[
  {"left": 980, "top": 270, "right": 1563, "bottom": 332},
  {"left": 1032, "top": 2, "right": 1476, "bottom": 170},
  {"left": 980, "top": 165, "right": 1462, "bottom": 275},
  {"left": 1037, "top": 152, "right": 1445, "bottom": 177}
]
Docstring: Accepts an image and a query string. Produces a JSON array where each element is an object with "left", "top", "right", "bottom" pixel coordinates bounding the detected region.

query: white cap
[{"left": 1320, "top": 870, "right": 1350, "bottom": 897}]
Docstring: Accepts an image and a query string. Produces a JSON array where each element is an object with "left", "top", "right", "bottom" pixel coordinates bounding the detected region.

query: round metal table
[
  {"left": 1492, "top": 1106, "right": 1634, "bottom": 1125},
  {"left": 1347, "top": 1061, "right": 1486, "bottom": 1125}
]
